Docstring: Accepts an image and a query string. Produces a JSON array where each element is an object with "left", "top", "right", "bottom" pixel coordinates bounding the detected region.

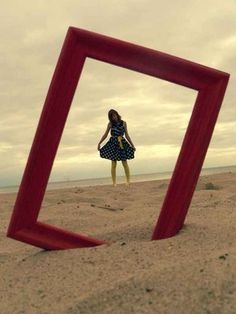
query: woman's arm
[
  {"left": 124, "top": 121, "right": 136, "bottom": 150},
  {"left": 97, "top": 122, "right": 111, "bottom": 150}
]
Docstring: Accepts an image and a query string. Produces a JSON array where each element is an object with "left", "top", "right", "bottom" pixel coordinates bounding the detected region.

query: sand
[{"left": 0, "top": 172, "right": 236, "bottom": 314}]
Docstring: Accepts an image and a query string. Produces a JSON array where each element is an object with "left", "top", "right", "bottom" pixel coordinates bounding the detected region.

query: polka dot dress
[{"left": 100, "top": 120, "right": 135, "bottom": 161}]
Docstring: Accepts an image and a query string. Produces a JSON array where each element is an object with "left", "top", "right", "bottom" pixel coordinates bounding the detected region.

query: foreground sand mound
[{"left": 1, "top": 172, "right": 235, "bottom": 313}]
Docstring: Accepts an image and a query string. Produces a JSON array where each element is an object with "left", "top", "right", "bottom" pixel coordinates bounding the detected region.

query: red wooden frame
[{"left": 7, "top": 27, "right": 229, "bottom": 249}]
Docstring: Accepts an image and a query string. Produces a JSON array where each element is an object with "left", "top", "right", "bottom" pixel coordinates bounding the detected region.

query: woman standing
[{"left": 98, "top": 109, "right": 136, "bottom": 186}]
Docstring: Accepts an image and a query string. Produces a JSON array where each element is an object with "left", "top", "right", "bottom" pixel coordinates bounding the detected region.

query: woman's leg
[
  {"left": 121, "top": 160, "right": 130, "bottom": 185},
  {"left": 111, "top": 160, "right": 117, "bottom": 186}
]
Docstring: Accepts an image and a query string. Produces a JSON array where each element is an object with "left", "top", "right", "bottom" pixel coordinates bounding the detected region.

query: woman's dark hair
[{"left": 108, "top": 109, "right": 122, "bottom": 125}]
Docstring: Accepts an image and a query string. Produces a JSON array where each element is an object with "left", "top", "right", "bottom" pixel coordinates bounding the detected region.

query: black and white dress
[{"left": 99, "top": 120, "right": 135, "bottom": 161}]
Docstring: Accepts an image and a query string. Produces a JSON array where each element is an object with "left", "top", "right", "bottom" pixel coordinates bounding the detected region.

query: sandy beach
[{"left": 0, "top": 172, "right": 235, "bottom": 314}]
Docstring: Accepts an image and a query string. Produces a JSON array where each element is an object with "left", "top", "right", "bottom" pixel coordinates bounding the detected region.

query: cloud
[{"left": 0, "top": 0, "right": 235, "bottom": 186}]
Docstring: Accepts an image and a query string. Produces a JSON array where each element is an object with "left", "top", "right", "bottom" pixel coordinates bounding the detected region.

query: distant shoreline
[{"left": 1, "top": 165, "right": 235, "bottom": 195}]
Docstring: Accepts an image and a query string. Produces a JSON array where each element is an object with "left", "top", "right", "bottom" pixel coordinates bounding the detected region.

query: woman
[{"left": 97, "top": 109, "right": 136, "bottom": 186}]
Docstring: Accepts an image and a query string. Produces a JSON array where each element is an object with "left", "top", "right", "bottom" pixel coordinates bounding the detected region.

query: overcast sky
[{"left": 1, "top": 0, "right": 236, "bottom": 187}]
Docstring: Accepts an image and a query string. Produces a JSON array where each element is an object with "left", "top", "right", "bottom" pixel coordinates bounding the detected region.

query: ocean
[{"left": 0, "top": 165, "right": 235, "bottom": 195}]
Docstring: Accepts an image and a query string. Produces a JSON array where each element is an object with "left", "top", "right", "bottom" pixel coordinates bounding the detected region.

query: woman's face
[{"left": 112, "top": 113, "right": 118, "bottom": 121}]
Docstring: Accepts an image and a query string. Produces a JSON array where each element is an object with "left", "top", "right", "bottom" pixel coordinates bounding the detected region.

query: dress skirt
[{"left": 100, "top": 136, "right": 135, "bottom": 161}]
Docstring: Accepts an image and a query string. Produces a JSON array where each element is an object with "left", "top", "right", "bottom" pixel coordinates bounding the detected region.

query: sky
[{"left": 1, "top": 0, "right": 236, "bottom": 187}]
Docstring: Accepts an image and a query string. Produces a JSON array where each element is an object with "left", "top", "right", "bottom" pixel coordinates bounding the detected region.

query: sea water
[{"left": 0, "top": 165, "right": 235, "bottom": 195}]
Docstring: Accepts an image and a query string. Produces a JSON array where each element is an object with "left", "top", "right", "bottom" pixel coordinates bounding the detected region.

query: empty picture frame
[{"left": 7, "top": 27, "right": 230, "bottom": 250}]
